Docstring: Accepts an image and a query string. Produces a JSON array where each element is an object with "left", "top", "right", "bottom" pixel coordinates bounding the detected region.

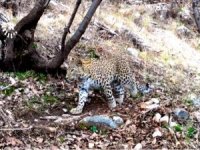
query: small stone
[
  {"left": 36, "top": 137, "right": 43, "bottom": 143},
  {"left": 176, "top": 25, "right": 192, "bottom": 38},
  {"left": 169, "top": 121, "right": 178, "bottom": 127},
  {"left": 88, "top": 142, "right": 95, "bottom": 149},
  {"left": 152, "top": 128, "right": 162, "bottom": 138},
  {"left": 126, "top": 47, "right": 139, "bottom": 57},
  {"left": 160, "top": 115, "right": 169, "bottom": 123},
  {"left": 192, "top": 98, "right": 200, "bottom": 107},
  {"left": 153, "top": 113, "right": 161, "bottom": 123},
  {"left": 34, "top": 119, "right": 39, "bottom": 122},
  {"left": 112, "top": 116, "right": 124, "bottom": 126},
  {"left": 62, "top": 108, "right": 68, "bottom": 112},
  {"left": 178, "top": 8, "right": 194, "bottom": 25},
  {"left": 134, "top": 143, "right": 142, "bottom": 150},
  {"left": 173, "top": 108, "right": 189, "bottom": 120},
  {"left": 193, "top": 112, "right": 200, "bottom": 122}
]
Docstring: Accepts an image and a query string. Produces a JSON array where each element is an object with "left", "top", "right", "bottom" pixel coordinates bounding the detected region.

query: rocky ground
[{"left": 0, "top": 0, "right": 200, "bottom": 149}]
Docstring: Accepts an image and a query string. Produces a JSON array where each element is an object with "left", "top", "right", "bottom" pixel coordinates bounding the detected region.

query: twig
[
  {"left": 0, "top": 107, "right": 15, "bottom": 127},
  {"left": 61, "top": 0, "right": 82, "bottom": 51},
  {"left": 0, "top": 126, "right": 33, "bottom": 131},
  {"left": 40, "top": 116, "right": 62, "bottom": 120}
]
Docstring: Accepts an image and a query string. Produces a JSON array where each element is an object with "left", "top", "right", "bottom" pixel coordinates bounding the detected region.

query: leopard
[{"left": 66, "top": 54, "right": 138, "bottom": 114}]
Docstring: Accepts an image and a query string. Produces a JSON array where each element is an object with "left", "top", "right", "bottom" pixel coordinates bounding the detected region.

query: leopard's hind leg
[{"left": 113, "top": 83, "right": 125, "bottom": 105}]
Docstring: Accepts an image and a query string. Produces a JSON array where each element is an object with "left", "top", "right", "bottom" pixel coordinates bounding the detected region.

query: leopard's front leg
[
  {"left": 70, "top": 88, "right": 89, "bottom": 114},
  {"left": 103, "top": 85, "right": 117, "bottom": 109},
  {"left": 70, "top": 80, "right": 90, "bottom": 115}
]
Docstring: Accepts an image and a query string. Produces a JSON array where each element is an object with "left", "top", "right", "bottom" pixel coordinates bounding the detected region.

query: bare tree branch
[
  {"left": 34, "top": 0, "right": 102, "bottom": 71},
  {"left": 15, "top": 0, "right": 50, "bottom": 33},
  {"left": 61, "top": 0, "right": 82, "bottom": 52}
]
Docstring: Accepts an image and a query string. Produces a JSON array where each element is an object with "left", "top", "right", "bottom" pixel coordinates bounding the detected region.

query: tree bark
[
  {"left": 32, "top": 0, "right": 102, "bottom": 71},
  {"left": 0, "top": 0, "right": 102, "bottom": 72},
  {"left": 193, "top": 0, "right": 200, "bottom": 32}
]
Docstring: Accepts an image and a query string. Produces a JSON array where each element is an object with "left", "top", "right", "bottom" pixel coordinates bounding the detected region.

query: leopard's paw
[
  {"left": 116, "top": 97, "right": 124, "bottom": 105},
  {"left": 70, "top": 107, "right": 83, "bottom": 115},
  {"left": 108, "top": 100, "right": 117, "bottom": 109}
]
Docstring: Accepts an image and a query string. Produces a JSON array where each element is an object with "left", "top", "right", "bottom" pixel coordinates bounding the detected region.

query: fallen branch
[
  {"left": 0, "top": 107, "right": 15, "bottom": 127},
  {"left": 93, "top": 21, "right": 119, "bottom": 36},
  {"left": 0, "top": 126, "right": 33, "bottom": 131},
  {"left": 0, "top": 77, "right": 16, "bottom": 91}
]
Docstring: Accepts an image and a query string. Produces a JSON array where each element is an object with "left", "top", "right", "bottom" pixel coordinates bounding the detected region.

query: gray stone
[
  {"left": 178, "top": 8, "right": 194, "bottom": 25},
  {"left": 173, "top": 108, "right": 189, "bottom": 120},
  {"left": 192, "top": 98, "right": 200, "bottom": 107},
  {"left": 126, "top": 47, "right": 139, "bottom": 57},
  {"left": 112, "top": 116, "right": 124, "bottom": 126},
  {"left": 79, "top": 115, "right": 124, "bottom": 129},
  {"left": 176, "top": 25, "right": 192, "bottom": 38},
  {"left": 152, "top": 3, "right": 171, "bottom": 21}
]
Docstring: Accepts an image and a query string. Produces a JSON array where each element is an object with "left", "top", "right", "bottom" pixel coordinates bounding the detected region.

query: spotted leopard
[{"left": 66, "top": 54, "right": 138, "bottom": 114}]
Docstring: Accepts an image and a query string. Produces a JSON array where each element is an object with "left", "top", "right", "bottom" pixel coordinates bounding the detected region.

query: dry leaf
[{"left": 6, "top": 137, "right": 23, "bottom": 146}]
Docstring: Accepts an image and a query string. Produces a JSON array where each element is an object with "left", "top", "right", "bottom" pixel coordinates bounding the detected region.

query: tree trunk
[
  {"left": 193, "top": 0, "right": 200, "bottom": 32},
  {"left": 0, "top": 0, "right": 102, "bottom": 73}
]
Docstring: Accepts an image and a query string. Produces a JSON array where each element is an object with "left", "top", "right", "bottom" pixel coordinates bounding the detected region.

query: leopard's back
[
  {"left": 85, "top": 58, "right": 117, "bottom": 86},
  {"left": 82, "top": 55, "right": 133, "bottom": 87}
]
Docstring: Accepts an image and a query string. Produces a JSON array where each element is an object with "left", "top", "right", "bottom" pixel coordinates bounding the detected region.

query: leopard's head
[
  {"left": 66, "top": 65, "right": 84, "bottom": 81},
  {"left": 66, "top": 55, "right": 93, "bottom": 82},
  {"left": 66, "top": 56, "right": 85, "bottom": 82}
]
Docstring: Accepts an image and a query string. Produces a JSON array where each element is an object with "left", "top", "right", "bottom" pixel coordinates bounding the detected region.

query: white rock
[
  {"left": 169, "top": 121, "right": 178, "bottom": 127},
  {"left": 88, "top": 142, "right": 95, "bottom": 149},
  {"left": 126, "top": 47, "right": 139, "bottom": 57},
  {"left": 160, "top": 115, "right": 169, "bottom": 123},
  {"left": 62, "top": 108, "right": 68, "bottom": 112},
  {"left": 153, "top": 113, "right": 161, "bottom": 123},
  {"left": 193, "top": 111, "right": 200, "bottom": 122},
  {"left": 112, "top": 116, "right": 124, "bottom": 126},
  {"left": 133, "top": 143, "right": 142, "bottom": 150},
  {"left": 152, "top": 128, "right": 162, "bottom": 138}
]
